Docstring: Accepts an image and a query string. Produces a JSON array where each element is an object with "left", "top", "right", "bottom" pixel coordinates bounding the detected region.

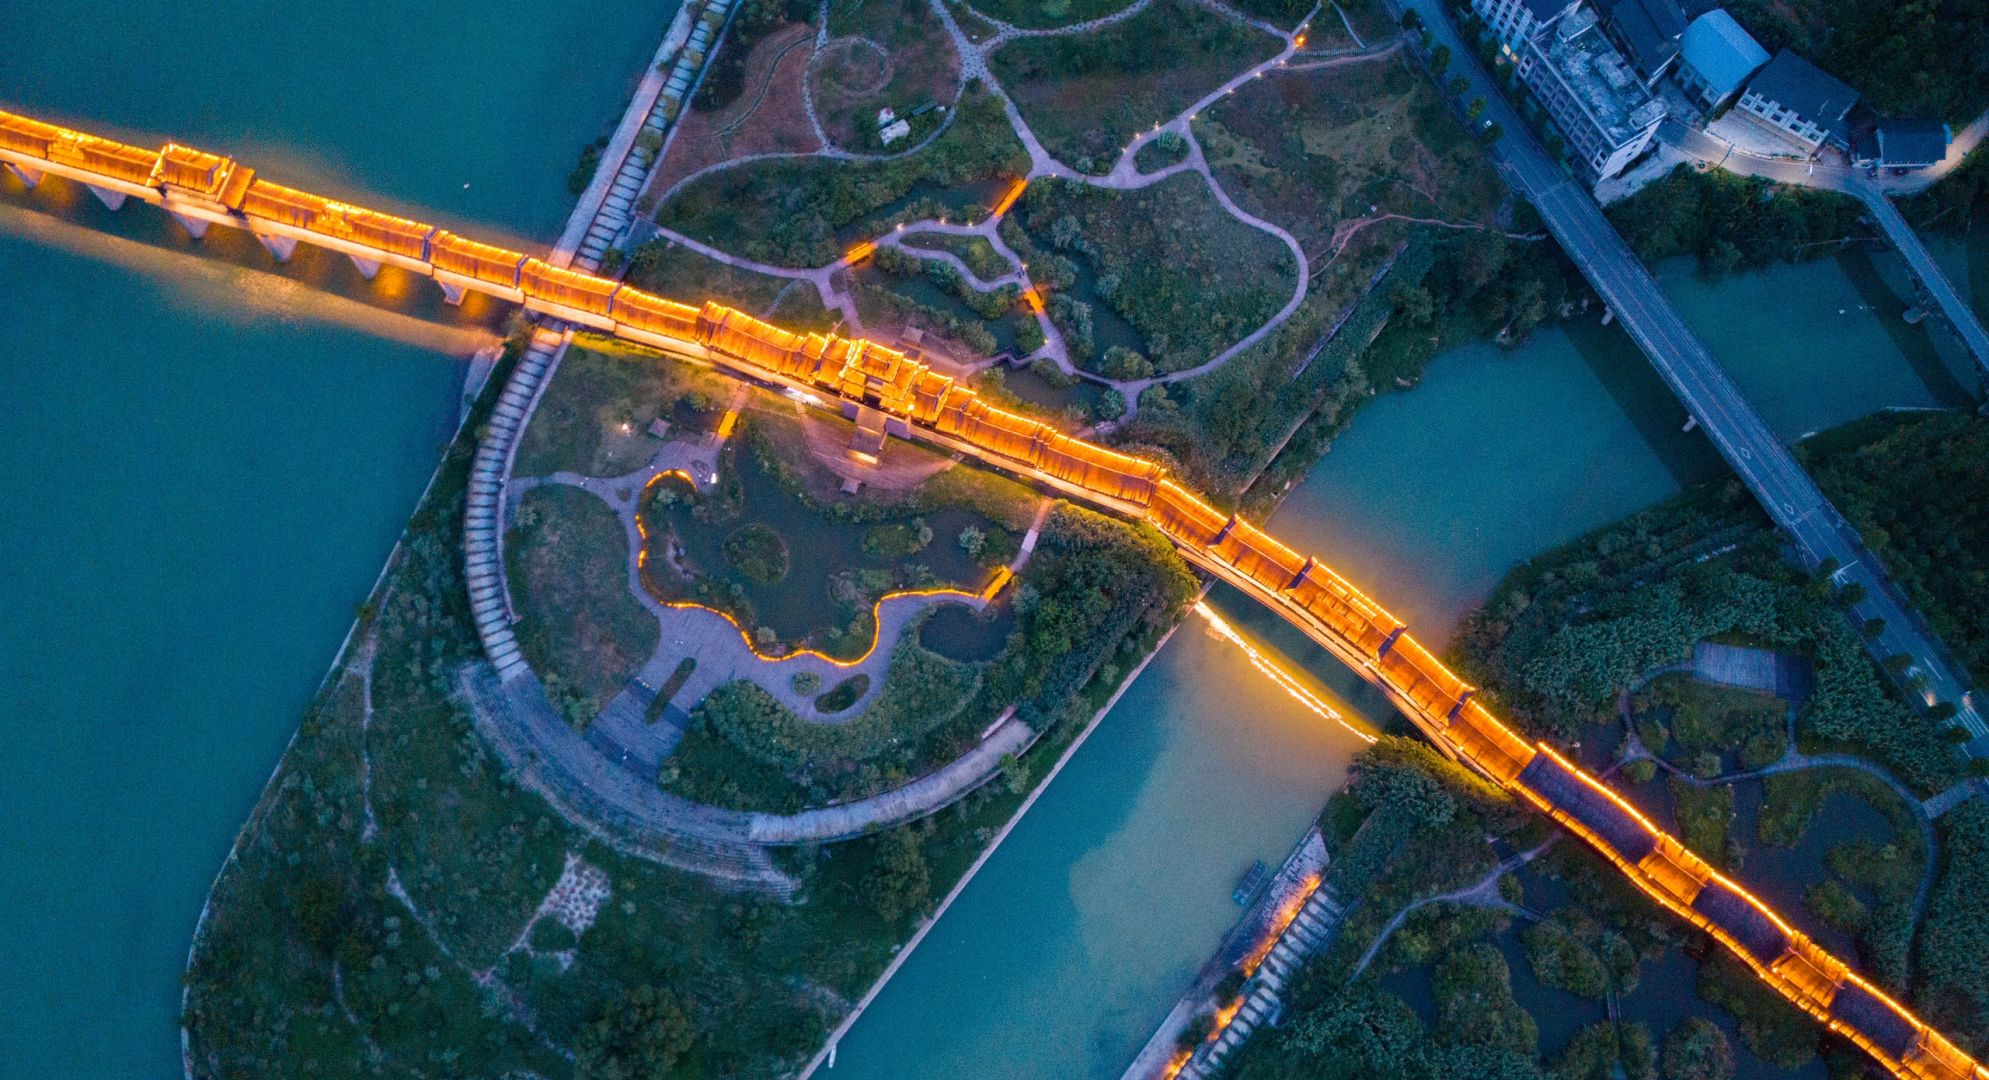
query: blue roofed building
[{"left": 1674, "top": 8, "right": 1768, "bottom": 110}]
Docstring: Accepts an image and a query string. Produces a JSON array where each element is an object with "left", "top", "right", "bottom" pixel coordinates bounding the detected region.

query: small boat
[{"left": 1233, "top": 860, "right": 1268, "bottom": 906}]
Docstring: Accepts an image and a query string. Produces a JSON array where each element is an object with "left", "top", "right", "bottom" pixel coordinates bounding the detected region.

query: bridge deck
[{"left": 1856, "top": 186, "right": 1989, "bottom": 380}]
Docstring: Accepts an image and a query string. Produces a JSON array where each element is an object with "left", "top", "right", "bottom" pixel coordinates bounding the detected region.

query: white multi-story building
[
  {"left": 1519, "top": 7, "right": 1668, "bottom": 182},
  {"left": 1734, "top": 49, "right": 1858, "bottom": 154},
  {"left": 1471, "top": 0, "right": 1581, "bottom": 54}
]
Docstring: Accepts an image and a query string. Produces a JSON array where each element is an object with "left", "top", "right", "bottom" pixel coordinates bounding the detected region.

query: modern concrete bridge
[
  {"left": 1855, "top": 186, "right": 1989, "bottom": 383},
  {"left": 2, "top": 108, "right": 1982, "bottom": 1080},
  {"left": 1396, "top": 0, "right": 1986, "bottom": 755}
]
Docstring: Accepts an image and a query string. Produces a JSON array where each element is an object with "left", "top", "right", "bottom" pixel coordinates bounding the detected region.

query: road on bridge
[{"left": 1397, "top": 0, "right": 1988, "bottom": 751}]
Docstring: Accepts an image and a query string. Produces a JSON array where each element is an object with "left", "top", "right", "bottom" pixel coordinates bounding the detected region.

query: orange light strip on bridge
[
  {"left": 2, "top": 106, "right": 1978, "bottom": 1080},
  {"left": 990, "top": 177, "right": 1027, "bottom": 217}
]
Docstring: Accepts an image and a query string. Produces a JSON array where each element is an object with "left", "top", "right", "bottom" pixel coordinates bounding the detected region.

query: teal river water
[
  {"left": 1, "top": 8, "right": 1982, "bottom": 1078},
  {"left": 0, "top": 3, "right": 671, "bottom": 1076}
]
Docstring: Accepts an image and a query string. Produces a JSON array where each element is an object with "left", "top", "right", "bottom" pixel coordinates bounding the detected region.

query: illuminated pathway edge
[{"left": 2, "top": 109, "right": 1979, "bottom": 1080}]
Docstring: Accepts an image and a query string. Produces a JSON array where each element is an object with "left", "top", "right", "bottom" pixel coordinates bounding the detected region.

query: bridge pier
[
  {"left": 437, "top": 279, "right": 466, "bottom": 305},
  {"left": 85, "top": 184, "right": 126, "bottom": 211},
  {"left": 169, "top": 212, "right": 209, "bottom": 241},
  {"left": 349, "top": 255, "right": 381, "bottom": 280},
  {"left": 256, "top": 232, "right": 298, "bottom": 262},
  {"left": 3, "top": 161, "right": 42, "bottom": 189}
]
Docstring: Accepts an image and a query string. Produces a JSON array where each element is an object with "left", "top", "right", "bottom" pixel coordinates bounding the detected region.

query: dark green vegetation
[
  {"left": 623, "top": 240, "right": 838, "bottom": 332},
  {"left": 508, "top": 485, "right": 660, "bottom": 727},
  {"left": 1122, "top": 241, "right": 1416, "bottom": 500},
  {"left": 1802, "top": 412, "right": 1989, "bottom": 678},
  {"left": 900, "top": 229, "right": 1012, "bottom": 280},
  {"left": 569, "top": 134, "right": 610, "bottom": 195},
  {"left": 638, "top": 411, "right": 1030, "bottom": 657},
  {"left": 657, "top": 84, "right": 1028, "bottom": 267},
  {"left": 1607, "top": 167, "right": 1867, "bottom": 277},
  {"left": 816, "top": 0, "right": 960, "bottom": 150},
  {"left": 1133, "top": 130, "right": 1190, "bottom": 173},
  {"left": 722, "top": 521, "right": 790, "bottom": 584},
  {"left": 1630, "top": 675, "right": 1789, "bottom": 775},
  {"left": 851, "top": 244, "right": 1029, "bottom": 358},
  {"left": 663, "top": 503, "right": 1197, "bottom": 810},
  {"left": 972, "top": 360, "right": 1111, "bottom": 429},
  {"left": 968, "top": 0, "right": 1138, "bottom": 30},
  {"left": 1921, "top": 801, "right": 1989, "bottom": 1045},
  {"left": 184, "top": 343, "right": 1195, "bottom": 1078},
  {"left": 663, "top": 633, "right": 980, "bottom": 811},
  {"left": 1723, "top": 0, "right": 1989, "bottom": 122},
  {"left": 991, "top": 0, "right": 1280, "bottom": 172},
  {"left": 1451, "top": 473, "right": 1961, "bottom": 792},
  {"left": 1190, "top": 46, "right": 1557, "bottom": 400},
  {"left": 1006, "top": 174, "right": 1297, "bottom": 374},
  {"left": 1229, "top": 0, "right": 1394, "bottom": 38},
  {"left": 512, "top": 342, "right": 732, "bottom": 478}
]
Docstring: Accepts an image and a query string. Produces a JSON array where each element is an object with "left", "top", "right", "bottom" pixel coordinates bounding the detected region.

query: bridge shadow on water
[
  {"left": 0, "top": 170, "right": 512, "bottom": 356},
  {"left": 1562, "top": 312, "right": 1728, "bottom": 492}
]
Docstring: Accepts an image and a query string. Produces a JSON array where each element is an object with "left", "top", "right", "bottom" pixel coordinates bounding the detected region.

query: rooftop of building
[
  {"left": 1877, "top": 119, "right": 1952, "bottom": 167},
  {"left": 1746, "top": 49, "right": 1859, "bottom": 123},
  {"left": 1679, "top": 8, "right": 1768, "bottom": 97},
  {"left": 1604, "top": 0, "right": 1687, "bottom": 78},
  {"left": 1530, "top": 8, "right": 1669, "bottom": 145}
]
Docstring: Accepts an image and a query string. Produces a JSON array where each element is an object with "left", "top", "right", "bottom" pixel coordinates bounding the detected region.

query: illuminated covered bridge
[{"left": 2, "top": 108, "right": 1981, "bottom": 1080}]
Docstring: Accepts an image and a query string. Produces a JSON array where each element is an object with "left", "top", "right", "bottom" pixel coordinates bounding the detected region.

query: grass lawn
[
  {"left": 816, "top": 0, "right": 961, "bottom": 150},
  {"left": 1007, "top": 173, "right": 1297, "bottom": 374},
  {"left": 656, "top": 85, "right": 1028, "bottom": 267},
  {"left": 967, "top": 0, "right": 1141, "bottom": 29},
  {"left": 512, "top": 342, "right": 733, "bottom": 478},
  {"left": 1196, "top": 53, "right": 1504, "bottom": 250},
  {"left": 625, "top": 239, "right": 839, "bottom": 332},
  {"left": 1667, "top": 778, "right": 1735, "bottom": 867},
  {"left": 991, "top": 0, "right": 1280, "bottom": 171},
  {"left": 507, "top": 484, "right": 659, "bottom": 722}
]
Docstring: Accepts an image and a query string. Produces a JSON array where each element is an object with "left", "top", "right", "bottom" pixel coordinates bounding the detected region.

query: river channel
[{"left": 0, "top": 2, "right": 672, "bottom": 1075}]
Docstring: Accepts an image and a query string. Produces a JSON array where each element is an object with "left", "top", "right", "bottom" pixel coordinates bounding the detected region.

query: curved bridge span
[{"left": 3, "top": 108, "right": 1980, "bottom": 1080}]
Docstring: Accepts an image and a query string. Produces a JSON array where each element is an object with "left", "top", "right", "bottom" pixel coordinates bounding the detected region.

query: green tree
[
  {"left": 864, "top": 827, "right": 932, "bottom": 922},
  {"left": 1659, "top": 1018, "right": 1732, "bottom": 1080},
  {"left": 576, "top": 985, "right": 694, "bottom": 1080}
]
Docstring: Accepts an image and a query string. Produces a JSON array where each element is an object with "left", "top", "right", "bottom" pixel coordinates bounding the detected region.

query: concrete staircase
[
  {"left": 571, "top": 0, "right": 735, "bottom": 273},
  {"left": 1177, "top": 885, "right": 1347, "bottom": 1079},
  {"left": 465, "top": 326, "right": 568, "bottom": 682}
]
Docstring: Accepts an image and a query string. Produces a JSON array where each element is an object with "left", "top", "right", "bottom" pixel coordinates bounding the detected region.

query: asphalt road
[{"left": 1398, "top": 0, "right": 1987, "bottom": 751}]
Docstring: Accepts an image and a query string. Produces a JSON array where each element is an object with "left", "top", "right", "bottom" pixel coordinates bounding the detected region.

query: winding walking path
[{"left": 643, "top": 0, "right": 1435, "bottom": 416}]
